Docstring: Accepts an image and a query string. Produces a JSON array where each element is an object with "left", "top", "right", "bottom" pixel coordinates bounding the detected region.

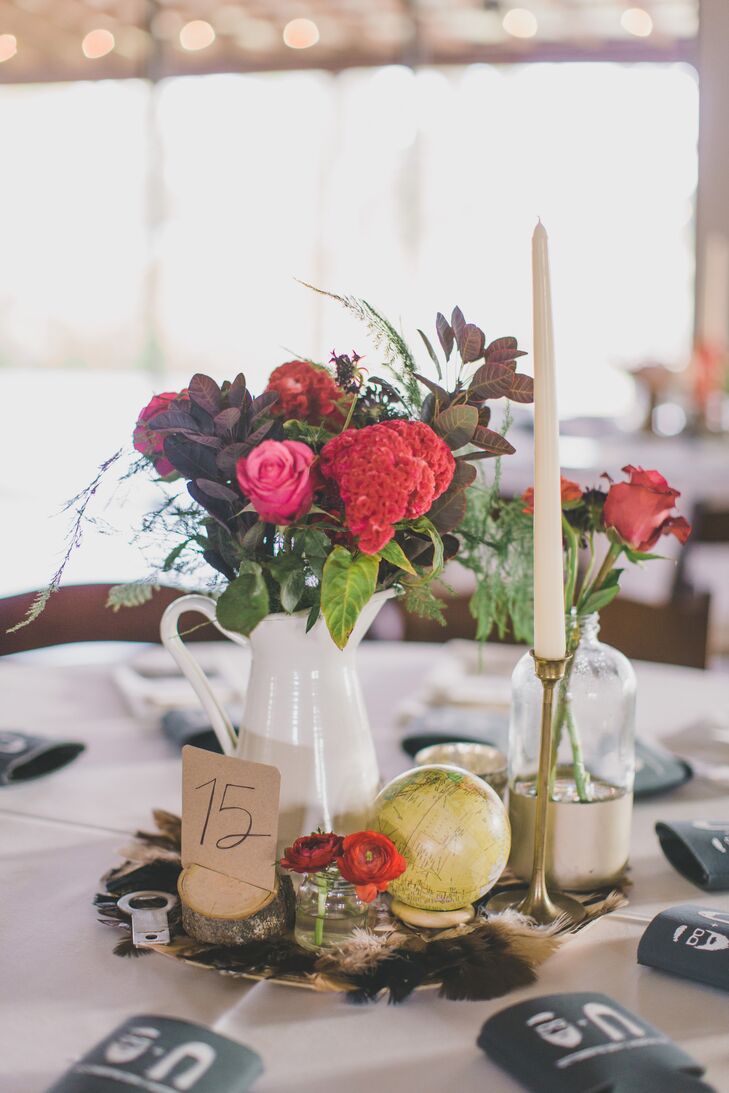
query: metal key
[{"left": 117, "top": 890, "right": 177, "bottom": 947}]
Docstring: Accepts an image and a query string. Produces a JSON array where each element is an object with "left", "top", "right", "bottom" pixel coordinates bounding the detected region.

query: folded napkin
[
  {"left": 656, "top": 820, "right": 729, "bottom": 891},
  {"left": 478, "top": 991, "right": 713, "bottom": 1092},
  {"left": 45, "top": 1014, "right": 263, "bottom": 1092},
  {"left": 638, "top": 903, "right": 729, "bottom": 993},
  {"left": 161, "top": 708, "right": 224, "bottom": 754},
  {"left": 0, "top": 730, "right": 84, "bottom": 786}
]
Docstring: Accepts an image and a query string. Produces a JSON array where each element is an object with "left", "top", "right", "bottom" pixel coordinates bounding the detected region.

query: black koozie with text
[
  {"left": 478, "top": 991, "right": 713, "bottom": 1092},
  {"left": 656, "top": 821, "right": 729, "bottom": 891},
  {"left": 638, "top": 903, "right": 729, "bottom": 992},
  {"left": 45, "top": 1014, "right": 263, "bottom": 1093}
]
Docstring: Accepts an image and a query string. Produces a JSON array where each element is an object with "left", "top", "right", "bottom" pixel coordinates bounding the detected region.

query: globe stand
[{"left": 488, "top": 652, "right": 586, "bottom": 927}]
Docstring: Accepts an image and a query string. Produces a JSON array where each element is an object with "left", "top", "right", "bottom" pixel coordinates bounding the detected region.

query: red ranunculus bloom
[
  {"left": 319, "top": 421, "right": 455, "bottom": 554},
  {"left": 279, "top": 832, "right": 344, "bottom": 873},
  {"left": 236, "top": 439, "right": 315, "bottom": 524},
  {"left": 336, "top": 830, "right": 407, "bottom": 903},
  {"left": 603, "top": 465, "right": 691, "bottom": 552},
  {"left": 522, "top": 475, "right": 583, "bottom": 516},
  {"left": 133, "top": 390, "right": 188, "bottom": 477},
  {"left": 266, "top": 360, "right": 350, "bottom": 425}
]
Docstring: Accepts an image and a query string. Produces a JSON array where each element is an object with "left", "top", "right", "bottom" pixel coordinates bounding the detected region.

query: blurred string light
[
  {"left": 283, "top": 18, "right": 320, "bottom": 49},
  {"left": 179, "top": 20, "right": 216, "bottom": 51},
  {"left": 620, "top": 7, "right": 654, "bottom": 37},
  {"left": 0, "top": 33, "right": 17, "bottom": 62},
  {"left": 502, "top": 8, "right": 538, "bottom": 39},
  {"left": 82, "top": 29, "right": 115, "bottom": 60}
]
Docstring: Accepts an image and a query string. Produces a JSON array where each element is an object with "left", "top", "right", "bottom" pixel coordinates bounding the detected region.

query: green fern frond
[{"left": 106, "top": 583, "right": 160, "bottom": 612}]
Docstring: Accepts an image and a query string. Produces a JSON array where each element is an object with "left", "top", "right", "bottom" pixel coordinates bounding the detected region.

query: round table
[{"left": 1, "top": 641, "right": 728, "bottom": 1092}]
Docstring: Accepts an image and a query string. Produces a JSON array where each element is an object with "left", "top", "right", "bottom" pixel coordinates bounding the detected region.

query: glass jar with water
[{"left": 508, "top": 611, "right": 636, "bottom": 890}]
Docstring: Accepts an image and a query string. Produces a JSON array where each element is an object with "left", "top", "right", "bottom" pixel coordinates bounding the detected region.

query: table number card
[{"left": 182, "top": 745, "right": 280, "bottom": 892}]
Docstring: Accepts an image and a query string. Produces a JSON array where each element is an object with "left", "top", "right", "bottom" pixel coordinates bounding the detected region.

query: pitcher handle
[{"left": 160, "top": 594, "right": 242, "bottom": 756}]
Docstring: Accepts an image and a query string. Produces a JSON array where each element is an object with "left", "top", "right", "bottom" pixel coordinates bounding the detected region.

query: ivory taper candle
[{"left": 532, "top": 221, "right": 566, "bottom": 660}]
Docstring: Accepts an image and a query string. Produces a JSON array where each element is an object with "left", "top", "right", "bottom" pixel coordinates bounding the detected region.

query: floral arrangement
[
  {"left": 16, "top": 295, "right": 534, "bottom": 648},
  {"left": 280, "top": 828, "right": 407, "bottom": 947},
  {"left": 279, "top": 830, "right": 407, "bottom": 902},
  {"left": 522, "top": 464, "right": 691, "bottom": 800}
]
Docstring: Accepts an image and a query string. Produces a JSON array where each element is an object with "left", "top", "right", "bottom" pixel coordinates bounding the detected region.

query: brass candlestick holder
[{"left": 488, "top": 652, "right": 586, "bottom": 926}]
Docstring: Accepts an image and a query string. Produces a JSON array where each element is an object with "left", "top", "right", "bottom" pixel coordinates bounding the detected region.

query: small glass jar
[
  {"left": 508, "top": 611, "right": 636, "bottom": 890},
  {"left": 294, "top": 866, "right": 368, "bottom": 950}
]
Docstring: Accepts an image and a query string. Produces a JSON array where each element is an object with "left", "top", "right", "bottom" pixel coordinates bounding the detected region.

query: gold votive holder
[{"left": 414, "top": 742, "right": 507, "bottom": 799}]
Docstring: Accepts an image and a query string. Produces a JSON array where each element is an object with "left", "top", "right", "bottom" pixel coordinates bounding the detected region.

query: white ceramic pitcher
[{"left": 160, "top": 591, "right": 391, "bottom": 850}]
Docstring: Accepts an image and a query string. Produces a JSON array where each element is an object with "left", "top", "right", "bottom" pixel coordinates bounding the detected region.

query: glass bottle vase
[
  {"left": 508, "top": 611, "right": 636, "bottom": 890},
  {"left": 294, "top": 866, "right": 369, "bottom": 950}
]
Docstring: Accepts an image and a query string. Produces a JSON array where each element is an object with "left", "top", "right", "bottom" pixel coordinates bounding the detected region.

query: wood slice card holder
[{"left": 178, "top": 747, "right": 291, "bottom": 945}]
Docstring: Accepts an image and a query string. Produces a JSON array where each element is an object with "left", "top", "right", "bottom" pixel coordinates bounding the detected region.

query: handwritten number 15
[{"left": 195, "top": 778, "right": 269, "bottom": 849}]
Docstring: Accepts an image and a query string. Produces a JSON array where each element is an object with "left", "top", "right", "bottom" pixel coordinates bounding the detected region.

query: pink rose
[
  {"left": 133, "top": 390, "right": 187, "bottom": 477},
  {"left": 236, "top": 440, "right": 315, "bottom": 524}
]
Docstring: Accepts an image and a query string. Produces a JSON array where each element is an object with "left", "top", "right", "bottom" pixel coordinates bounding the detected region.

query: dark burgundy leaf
[
  {"left": 468, "top": 361, "right": 514, "bottom": 401},
  {"left": 227, "top": 373, "right": 247, "bottom": 408},
  {"left": 187, "top": 481, "right": 232, "bottom": 528},
  {"left": 214, "top": 407, "right": 241, "bottom": 436},
  {"left": 472, "top": 426, "right": 516, "bottom": 456},
  {"left": 427, "top": 487, "right": 468, "bottom": 534},
  {"left": 195, "top": 478, "right": 240, "bottom": 502},
  {"left": 434, "top": 404, "right": 478, "bottom": 449},
  {"left": 188, "top": 400, "right": 215, "bottom": 434},
  {"left": 436, "top": 312, "right": 454, "bottom": 362},
  {"left": 179, "top": 432, "right": 221, "bottom": 448},
  {"left": 449, "top": 461, "right": 477, "bottom": 491},
  {"left": 417, "top": 329, "right": 442, "bottom": 379},
  {"left": 460, "top": 324, "right": 486, "bottom": 364},
  {"left": 478, "top": 406, "right": 492, "bottom": 428},
  {"left": 216, "top": 443, "right": 250, "bottom": 478},
  {"left": 146, "top": 410, "right": 196, "bottom": 432},
  {"left": 508, "top": 373, "right": 535, "bottom": 403},
  {"left": 484, "top": 337, "right": 528, "bottom": 364},
  {"left": 451, "top": 307, "right": 466, "bottom": 351},
  {"left": 163, "top": 435, "right": 219, "bottom": 480},
  {"left": 250, "top": 390, "right": 278, "bottom": 422},
  {"left": 203, "top": 550, "right": 236, "bottom": 581},
  {"left": 420, "top": 391, "right": 436, "bottom": 424},
  {"left": 241, "top": 418, "right": 276, "bottom": 451},
  {"left": 189, "top": 373, "right": 221, "bottom": 416},
  {"left": 457, "top": 450, "right": 498, "bottom": 462},
  {"left": 414, "top": 372, "right": 449, "bottom": 406}
]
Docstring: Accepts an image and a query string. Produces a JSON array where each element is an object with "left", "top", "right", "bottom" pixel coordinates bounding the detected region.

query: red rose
[
  {"left": 336, "top": 830, "right": 407, "bottom": 903},
  {"left": 133, "top": 390, "right": 188, "bottom": 477},
  {"left": 266, "top": 360, "right": 351, "bottom": 425},
  {"left": 603, "top": 465, "right": 691, "bottom": 552},
  {"left": 236, "top": 439, "right": 315, "bottom": 524},
  {"left": 522, "top": 475, "right": 583, "bottom": 516},
  {"left": 279, "top": 832, "right": 344, "bottom": 873}
]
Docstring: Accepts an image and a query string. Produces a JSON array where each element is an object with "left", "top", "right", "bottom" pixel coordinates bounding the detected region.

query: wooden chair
[
  {"left": 399, "top": 588, "right": 711, "bottom": 669},
  {"left": 0, "top": 585, "right": 220, "bottom": 656}
]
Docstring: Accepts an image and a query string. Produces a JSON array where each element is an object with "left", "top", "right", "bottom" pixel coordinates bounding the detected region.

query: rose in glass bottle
[{"left": 511, "top": 469, "right": 691, "bottom": 889}]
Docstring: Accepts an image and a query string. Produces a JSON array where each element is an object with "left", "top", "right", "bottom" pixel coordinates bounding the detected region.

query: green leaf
[
  {"left": 581, "top": 584, "right": 621, "bottom": 615},
  {"left": 434, "top": 404, "right": 478, "bottom": 450},
  {"left": 378, "top": 539, "right": 417, "bottom": 576},
  {"left": 279, "top": 568, "right": 305, "bottom": 613},
  {"left": 417, "top": 329, "right": 443, "bottom": 380},
  {"left": 409, "top": 516, "right": 445, "bottom": 574},
  {"left": 401, "top": 582, "right": 446, "bottom": 625},
  {"left": 216, "top": 561, "right": 269, "bottom": 636},
  {"left": 320, "top": 546, "right": 378, "bottom": 649},
  {"left": 162, "top": 539, "right": 191, "bottom": 572},
  {"left": 624, "top": 547, "right": 666, "bottom": 563},
  {"left": 305, "top": 602, "right": 321, "bottom": 633}
]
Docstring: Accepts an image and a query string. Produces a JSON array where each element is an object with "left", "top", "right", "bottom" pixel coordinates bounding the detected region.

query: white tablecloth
[{"left": 2, "top": 642, "right": 729, "bottom": 1093}]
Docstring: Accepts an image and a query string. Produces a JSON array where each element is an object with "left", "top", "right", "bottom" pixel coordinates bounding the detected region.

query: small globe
[{"left": 373, "top": 764, "right": 510, "bottom": 911}]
